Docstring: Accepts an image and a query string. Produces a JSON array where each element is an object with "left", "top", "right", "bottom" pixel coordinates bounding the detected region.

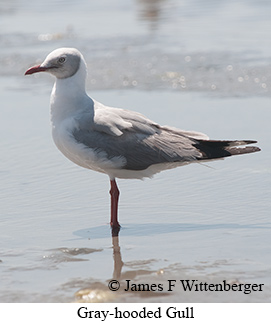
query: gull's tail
[{"left": 194, "top": 139, "right": 261, "bottom": 160}]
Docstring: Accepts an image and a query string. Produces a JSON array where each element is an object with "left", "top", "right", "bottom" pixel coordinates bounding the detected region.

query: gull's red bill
[{"left": 25, "top": 65, "right": 48, "bottom": 75}]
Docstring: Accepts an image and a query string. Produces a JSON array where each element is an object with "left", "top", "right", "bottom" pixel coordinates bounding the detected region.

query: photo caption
[{"left": 77, "top": 306, "right": 194, "bottom": 320}]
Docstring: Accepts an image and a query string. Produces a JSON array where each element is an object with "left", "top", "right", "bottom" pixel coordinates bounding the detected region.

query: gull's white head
[{"left": 25, "top": 47, "right": 84, "bottom": 79}]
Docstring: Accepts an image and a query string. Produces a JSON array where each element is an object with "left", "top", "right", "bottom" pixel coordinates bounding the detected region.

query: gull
[{"left": 25, "top": 48, "right": 260, "bottom": 232}]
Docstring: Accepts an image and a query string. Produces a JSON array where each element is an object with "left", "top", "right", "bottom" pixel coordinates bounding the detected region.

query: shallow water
[{"left": 0, "top": 0, "right": 271, "bottom": 302}]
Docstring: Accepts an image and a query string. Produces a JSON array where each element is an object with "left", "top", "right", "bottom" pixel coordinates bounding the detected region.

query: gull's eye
[{"left": 58, "top": 57, "right": 66, "bottom": 64}]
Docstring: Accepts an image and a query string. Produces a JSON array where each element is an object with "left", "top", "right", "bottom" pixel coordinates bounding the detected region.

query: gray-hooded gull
[{"left": 25, "top": 48, "right": 260, "bottom": 232}]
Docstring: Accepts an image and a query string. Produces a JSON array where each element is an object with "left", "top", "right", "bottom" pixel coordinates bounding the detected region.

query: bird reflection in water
[
  {"left": 74, "top": 227, "right": 124, "bottom": 302},
  {"left": 111, "top": 226, "right": 124, "bottom": 280}
]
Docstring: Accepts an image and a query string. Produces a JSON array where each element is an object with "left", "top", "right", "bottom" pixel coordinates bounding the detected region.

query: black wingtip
[{"left": 194, "top": 139, "right": 261, "bottom": 160}]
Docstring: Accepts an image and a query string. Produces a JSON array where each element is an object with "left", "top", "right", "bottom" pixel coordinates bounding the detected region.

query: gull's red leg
[{"left": 110, "top": 179, "right": 120, "bottom": 231}]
